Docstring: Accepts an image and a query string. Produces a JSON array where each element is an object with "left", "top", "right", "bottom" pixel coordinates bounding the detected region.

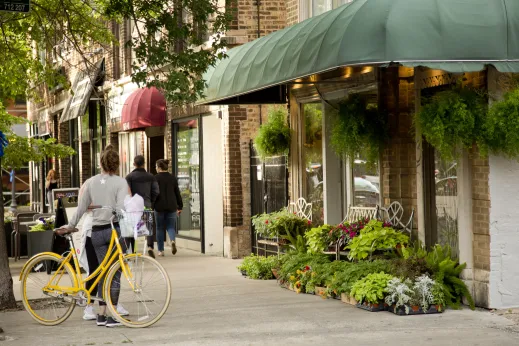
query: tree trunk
[{"left": 0, "top": 158, "right": 17, "bottom": 309}]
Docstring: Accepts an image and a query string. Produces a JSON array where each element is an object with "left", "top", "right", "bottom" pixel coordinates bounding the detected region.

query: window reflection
[
  {"left": 352, "top": 154, "right": 380, "bottom": 207},
  {"left": 302, "top": 103, "right": 324, "bottom": 225},
  {"left": 435, "top": 153, "right": 458, "bottom": 257},
  {"left": 176, "top": 119, "right": 201, "bottom": 240}
]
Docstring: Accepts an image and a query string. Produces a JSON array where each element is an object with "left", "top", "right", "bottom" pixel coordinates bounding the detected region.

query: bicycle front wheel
[
  {"left": 104, "top": 254, "right": 171, "bottom": 328},
  {"left": 20, "top": 254, "right": 77, "bottom": 326}
]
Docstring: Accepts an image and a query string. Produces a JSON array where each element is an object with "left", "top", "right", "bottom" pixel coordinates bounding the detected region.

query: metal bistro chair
[
  {"left": 11, "top": 211, "right": 38, "bottom": 261},
  {"left": 335, "top": 205, "right": 380, "bottom": 260},
  {"left": 379, "top": 201, "right": 415, "bottom": 240}
]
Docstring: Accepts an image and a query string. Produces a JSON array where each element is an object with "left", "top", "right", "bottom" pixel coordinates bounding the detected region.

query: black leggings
[{"left": 85, "top": 236, "right": 103, "bottom": 305}]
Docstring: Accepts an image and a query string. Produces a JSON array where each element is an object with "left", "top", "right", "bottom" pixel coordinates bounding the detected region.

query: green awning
[{"left": 200, "top": 0, "right": 519, "bottom": 105}]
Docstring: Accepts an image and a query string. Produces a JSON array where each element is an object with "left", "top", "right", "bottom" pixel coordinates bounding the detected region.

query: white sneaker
[
  {"left": 83, "top": 305, "right": 96, "bottom": 320},
  {"left": 117, "top": 303, "right": 129, "bottom": 316}
]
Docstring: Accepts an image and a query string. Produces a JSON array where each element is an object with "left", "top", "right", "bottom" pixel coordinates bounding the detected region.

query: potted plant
[
  {"left": 350, "top": 272, "right": 394, "bottom": 312},
  {"left": 385, "top": 277, "right": 416, "bottom": 315},
  {"left": 237, "top": 254, "right": 279, "bottom": 280},
  {"left": 305, "top": 225, "right": 333, "bottom": 254},
  {"left": 253, "top": 107, "right": 291, "bottom": 159},
  {"left": 28, "top": 216, "right": 56, "bottom": 258}
]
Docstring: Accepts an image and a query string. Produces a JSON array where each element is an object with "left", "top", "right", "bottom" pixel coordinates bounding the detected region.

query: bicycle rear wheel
[
  {"left": 104, "top": 254, "right": 171, "bottom": 328},
  {"left": 20, "top": 254, "right": 77, "bottom": 326}
]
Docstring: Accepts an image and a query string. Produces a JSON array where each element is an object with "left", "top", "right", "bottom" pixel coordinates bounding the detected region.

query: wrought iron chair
[{"left": 379, "top": 201, "right": 415, "bottom": 240}]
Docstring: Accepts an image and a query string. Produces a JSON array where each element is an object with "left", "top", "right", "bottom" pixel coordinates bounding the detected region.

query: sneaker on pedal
[
  {"left": 117, "top": 303, "right": 129, "bottom": 316},
  {"left": 171, "top": 241, "right": 177, "bottom": 255},
  {"left": 96, "top": 314, "right": 107, "bottom": 326},
  {"left": 106, "top": 316, "right": 122, "bottom": 328},
  {"left": 83, "top": 305, "right": 96, "bottom": 321}
]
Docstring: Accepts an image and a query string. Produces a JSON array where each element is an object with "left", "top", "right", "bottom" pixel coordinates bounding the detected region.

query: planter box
[
  {"left": 27, "top": 230, "right": 54, "bottom": 258},
  {"left": 356, "top": 301, "right": 386, "bottom": 312},
  {"left": 389, "top": 304, "right": 444, "bottom": 316},
  {"left": 341, "top": 293, "right": 358, "bottom": 306}
]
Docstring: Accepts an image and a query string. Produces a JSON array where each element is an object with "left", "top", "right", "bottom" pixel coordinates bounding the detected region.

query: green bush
[
  {"left": 237, "top": 254, "right": 279, "bottom": 280},
  {"left": 347, "top": 220, "right": 409, "bottom": 260},
  {"left": 350, "top": 272, "right": 394, "bottom": 304},
  {"left": 305, "top": 224, "right": 333, "bottom": 254},
  {"left": 254, "top": 107, "right": 291, "bottom": 159},
  {"left": 425, "top": 245, "right": 475, "bottom": 310},
  {"left": 326, "top": 260, "right": 392, "bottom": 296},
  {"left": 305, "top": 261, "right": 351, "bottom": 294},
  {"left": 278, "top": 253, "right": 330, "bottom": 283}
]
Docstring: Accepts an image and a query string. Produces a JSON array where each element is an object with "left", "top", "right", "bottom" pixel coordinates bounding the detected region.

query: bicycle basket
[{"left": 119, "top": 210, "right": 153, "bottom": 238}]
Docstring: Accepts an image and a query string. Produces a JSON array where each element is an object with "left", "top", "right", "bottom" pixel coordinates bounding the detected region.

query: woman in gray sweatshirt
[{"left": 59, "top": 145, "right": 130, "bottom": 327}]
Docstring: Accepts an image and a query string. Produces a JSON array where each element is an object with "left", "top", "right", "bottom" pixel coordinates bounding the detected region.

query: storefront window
[
  {"left": 301, "top": 0, "right": 353, "bottom": 20},
  {"left": 118, "top": 132, "right": 144, "bottom": 177},
  {"left": 302, "top": 103, "right": 324, "bottom": 225},
  {"left": 175, "top": 119, "right": 201, "bottom": 240},
  {"left": 435, "top": 153, "right": 459, "bottom": 257},
  {"left": 352, "top": 153, "right": 380, "bottom": 207}
]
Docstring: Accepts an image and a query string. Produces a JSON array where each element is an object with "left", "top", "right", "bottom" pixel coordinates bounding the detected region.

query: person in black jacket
[
  {"left": 125, "top": 155, "right": 159, "bottom": 257},
  {"left": 154, "top": 159, "right": 183, "bottom": 256}
]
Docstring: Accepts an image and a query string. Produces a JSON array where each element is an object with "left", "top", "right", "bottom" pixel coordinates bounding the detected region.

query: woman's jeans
[{"left": 155, "top": 211, "right": 177, "bottom": 252}]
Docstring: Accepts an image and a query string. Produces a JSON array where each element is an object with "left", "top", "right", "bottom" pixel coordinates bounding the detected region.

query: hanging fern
[
  {"left": 330, "top": 94, "right": 387, "bottom": 166},
  {"left": 254, "top": 107, "right": 291, "bottom": 159},
  {"left": 481, "top": 88, "right": 519, "bottom": 158},
  {"left": 415, "top": 87, "right": 487, "bottom": 160}
]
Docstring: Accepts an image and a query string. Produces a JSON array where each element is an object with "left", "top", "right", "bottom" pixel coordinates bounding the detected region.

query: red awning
[{"left": 121, "top": 87, "right": 166, "bottom": 131}]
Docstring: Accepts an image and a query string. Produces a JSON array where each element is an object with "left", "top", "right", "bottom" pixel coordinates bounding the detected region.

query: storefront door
[{"left": 173, "top": 118, "right": 203, "bottom": 251}]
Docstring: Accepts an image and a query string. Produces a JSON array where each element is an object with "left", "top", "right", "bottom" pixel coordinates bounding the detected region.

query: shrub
[
  {"left": 237, "top": 254, "right": 279, "bottom": 280},
  {"left": 326, "top": 260, "right": 392, "bottom": 296},
  {"left": 350, "top": 272, "right": 394, "bottom": 304},
  {"left": 347, "top": 220, "right": 409, "bottom": 260}
]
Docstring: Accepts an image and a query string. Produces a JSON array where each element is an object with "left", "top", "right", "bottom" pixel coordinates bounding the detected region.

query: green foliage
[
  {"left": 305, "top": 224, "right": 333, "bottom": 254},
  {"left": 278, "top": 253, "right": 330, "bottom": 283},
  {"left": 252, "top": 208, "right": 310, "bottom": 249},
  {"left": 415, "top": 87, "right": 487, "bottom": 160},
  {"left": 104, "top": 0, "right": 231, "bottom": 105},
  {"left": 425, "top": 244, "right": 475, "bottom": 310},
  {"left": 305, "top": 261, "right": 351, "bottom": 294},
  {"left": 29, "top": 216, "right": 55, "bottom": 232},
  {"left": 330, "top": 95, "right": 386, "bottom": 166},
  {"left": 347, "top": 220, "right": 409, "bottom": 261},
  {"left": 350, "top": 272, "right": 394, "bottom": 304},
  {"left": 254, "top": 107, "right": 291, "bottom": 159},
  {"left": 481, "top": 88, "right": 519, "bottom": 158},
  {"left": 392, "top": 241, "right": 431, "bottom": 279},
  {"left": 237, "top": 254, "right": 279, "bottom": 280},
  {"left": 385, "top": 277, "right": 415, "bottom": 312},
  {"left": 326, "top": 260, "right": 392, "bottom": 296}
]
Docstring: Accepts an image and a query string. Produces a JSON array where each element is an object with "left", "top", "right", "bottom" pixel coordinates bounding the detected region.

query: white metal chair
[
  {"left": 288, "top": 197, "right": 313, "bottom": 221},
  {"left": 379, "top": 201, "right": 415, "bottom": 239}
]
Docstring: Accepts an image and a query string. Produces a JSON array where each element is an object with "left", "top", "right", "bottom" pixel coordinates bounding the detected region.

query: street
[{"left": 1, "top": 249, "right": 519, "bottom": 346}]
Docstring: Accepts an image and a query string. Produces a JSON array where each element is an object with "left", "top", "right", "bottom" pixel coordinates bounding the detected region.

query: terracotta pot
[
  {"left": 411, "top": 305, "right": 420, "bottom": 312},
  {"left": 271, "top": 268, "right": 279, "bottom": 279}
]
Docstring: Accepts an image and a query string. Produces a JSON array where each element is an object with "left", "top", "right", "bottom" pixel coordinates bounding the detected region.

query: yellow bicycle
[{"left": 19, "top": 207, "right": 171, "bottom": 328}]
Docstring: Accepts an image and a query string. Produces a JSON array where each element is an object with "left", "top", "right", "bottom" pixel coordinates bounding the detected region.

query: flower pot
[
  {"left": 271, "top": 268, "right": 280, "bottom": 279},
  {"left": 27, "top": 230, "right": 55, "bottom": 258},
  {"left": 315, "top": 286, "right": 327, "bottom": 298},
  {"left": 356, "top": 301, "right": 386, "bottom": 312},
  {"left": 389, "top": 304, "right": 444, "bottom": 316}
]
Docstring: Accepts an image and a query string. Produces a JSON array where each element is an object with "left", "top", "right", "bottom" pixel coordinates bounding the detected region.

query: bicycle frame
[{"left": 21, "top": 227, "right": 136, "bottom": 305}]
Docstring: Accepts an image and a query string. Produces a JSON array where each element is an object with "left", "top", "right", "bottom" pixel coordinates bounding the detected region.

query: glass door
[{"left": 174, "top": 118, "right": 202, "bottom": 242}]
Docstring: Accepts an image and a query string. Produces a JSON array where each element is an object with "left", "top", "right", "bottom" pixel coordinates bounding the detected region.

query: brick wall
[
  {"left": 471, "top": 154, "right": 490, "bottom": 271},
  {"left": 57, "top": 121, "right": 71, "bottom": 188},
  {"left": 380, "top": 66, "right": 417, "bottom": 232},
  {"left": 286, "top": 0, "right": 299, "bottom": 26}
]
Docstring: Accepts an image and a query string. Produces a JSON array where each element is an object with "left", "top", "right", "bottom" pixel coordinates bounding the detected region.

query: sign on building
[{"left": 0, "top": 0, "right": 30, "bottom": 12}]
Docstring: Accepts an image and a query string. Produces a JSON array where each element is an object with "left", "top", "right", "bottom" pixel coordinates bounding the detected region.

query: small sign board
[
  {"left": 0, "top": 0, "right": 30, "bottom": 13},
  {"left": 52, "top": 188, "right": 80, "bottom": 223}
]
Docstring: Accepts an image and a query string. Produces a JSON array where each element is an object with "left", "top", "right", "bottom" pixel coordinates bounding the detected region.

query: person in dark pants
[
  {"left": 154, "top": 159, "right": 183, "bottom": 256},
  {"left": 125, "top": 155, "right": 159, "bottom": 258}
]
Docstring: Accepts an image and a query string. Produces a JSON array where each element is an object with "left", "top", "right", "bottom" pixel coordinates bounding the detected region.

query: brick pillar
[
  {"left": 80, "top": 142, "right": 92, "bottom": 184},
  {"left": 58, "top": 121, "right": 71, "bottom": 188},
  {"left": 380, "top": 66, "right": 417, "bottom": 235}
]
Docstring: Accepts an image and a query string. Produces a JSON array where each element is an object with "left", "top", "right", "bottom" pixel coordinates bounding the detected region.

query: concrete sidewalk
[{"left": 2, "top": 250, "right": 519, "bottom": 345}]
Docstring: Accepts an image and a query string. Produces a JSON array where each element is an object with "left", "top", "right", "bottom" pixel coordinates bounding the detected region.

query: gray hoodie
[{"left": 67, "top": 173, "right": 130, "bottom": 228}]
